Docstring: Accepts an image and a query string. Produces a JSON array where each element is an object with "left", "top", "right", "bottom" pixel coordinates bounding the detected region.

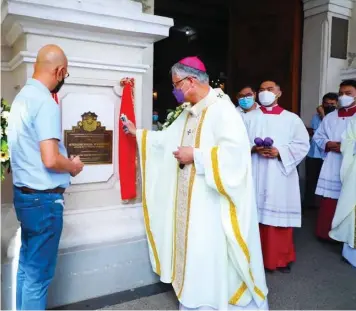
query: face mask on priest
[
  {"left": 171, "top": 59, "right": 210, "bottom": 105},
  {"left": 258, "top": 81, "right": 282, "bottom": 107},
  {"left": 172, "top": 78, "right": 193, "bottom": 104}
]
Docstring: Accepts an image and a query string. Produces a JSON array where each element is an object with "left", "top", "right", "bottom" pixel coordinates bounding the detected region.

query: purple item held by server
[
  {"left": 254, "top": 137, "right": 264, "bottom": 147},
  {"left": 263, "top": 137, "right": 274, "bottom": 148}
]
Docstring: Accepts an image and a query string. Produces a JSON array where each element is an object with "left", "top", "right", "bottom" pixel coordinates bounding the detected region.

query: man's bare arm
[{"left": 40, "top": 139, "right": 78, "bottom": 174}]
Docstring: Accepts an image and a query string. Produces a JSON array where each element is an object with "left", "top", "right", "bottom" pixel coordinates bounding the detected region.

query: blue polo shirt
[
  {"left": 307, "top": 113, "right": 324, "bottom": 159},
  {"left": 8, "top": 78, "right": 70, "bottom": 190}
]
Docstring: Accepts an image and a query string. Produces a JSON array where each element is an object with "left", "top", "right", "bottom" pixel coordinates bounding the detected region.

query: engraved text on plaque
[{"left": 64, "top": 112, "right": 113, "bottom": 165}]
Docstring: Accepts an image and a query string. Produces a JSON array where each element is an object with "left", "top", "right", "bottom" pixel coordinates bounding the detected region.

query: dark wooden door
[{"left": 227, "top": 0, "right": 303, "bottom": 113}]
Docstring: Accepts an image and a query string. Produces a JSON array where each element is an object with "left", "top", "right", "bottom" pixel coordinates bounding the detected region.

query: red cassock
[
  {"left": 118, "top": 78, "right": 137, "bottom": 200},
  {"left": 259, "top": 224, "right": 296, "bottom": 270},
  {"left": 258, "top": 105, "right": 296, "bottom": 270},
  {"left": 315, "top": 197, "right": 338, "bottom": 241}
]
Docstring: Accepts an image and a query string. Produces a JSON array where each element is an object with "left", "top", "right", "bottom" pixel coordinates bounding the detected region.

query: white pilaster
[
  {"left": 1, "top": 0, "right": 173, "bottom": 254},
  {"left": 300, "top": 0, "right": 355, "bottom": 124}
]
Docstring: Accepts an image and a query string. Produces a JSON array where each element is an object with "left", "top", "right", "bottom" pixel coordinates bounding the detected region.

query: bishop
[{"left": 123, "top": 57, "right": 268, "bottom": 310}]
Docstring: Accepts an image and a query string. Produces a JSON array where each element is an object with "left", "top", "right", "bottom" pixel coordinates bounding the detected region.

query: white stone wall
[
  {"left": 348, "top": 4, "right": 356, "bottom": 58},
  {"left": 1, "top": 0, "right": 173, "bottom": 258},
  {"left": 341, "top": 3, "right": 356, "bottom": 83},
  {"left": 301, "top": 0, "right": 355, "bottom": 126}
]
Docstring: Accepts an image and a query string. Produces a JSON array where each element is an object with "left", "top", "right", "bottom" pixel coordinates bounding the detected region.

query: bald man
[
  {"left": 7, "top": 44, "right": 84, "bottom": 310},
  {"left": 243, "top": 81, "right": 309, "bottom": 273}
]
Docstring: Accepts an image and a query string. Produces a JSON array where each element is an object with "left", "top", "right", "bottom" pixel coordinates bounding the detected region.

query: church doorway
[{"left": 153, "top": 0, "right": 304, "bottom": 117}]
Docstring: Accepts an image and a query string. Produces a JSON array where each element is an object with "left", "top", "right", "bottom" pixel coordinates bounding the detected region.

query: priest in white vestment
[
  {"left": 243, "top": 80, "right": 310, "bottom": 273},
  {"left": 123, "top": 57, "right": 268, "bottom": 310},
  {"left": 313, "top": 80, "right": 356, "bottom": 241},
  {"left": 329, "top": 115, "right": 356, "bottom": 266}
]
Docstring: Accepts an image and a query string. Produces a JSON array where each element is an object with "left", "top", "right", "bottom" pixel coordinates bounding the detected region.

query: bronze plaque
[{"left": 64, "top": 112, "right": 113, "bottom": 165}]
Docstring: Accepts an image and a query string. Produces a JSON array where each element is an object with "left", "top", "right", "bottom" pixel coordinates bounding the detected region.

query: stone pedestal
[
  {"left": 300, "top": 0, "right": 355, "bottom": 125},
  {"left": 1, "top": 0, "right": 173, "bottom": 308}
]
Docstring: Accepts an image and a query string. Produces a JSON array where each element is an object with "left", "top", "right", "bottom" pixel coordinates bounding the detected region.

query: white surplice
[
  {"left": 136, "top": 88, "right": 268, "bottom": 310},
  {"left": 342, "top": 244, "right": 356, "bottom": 267},
  {"left": 236, "top": 104, "right": 260, "bottom": 121},
  {"left": 329, "top": 116, "right": 356, "bottom": 266},
  {"left": 243, "top": 107, "right": 310, "bottom": 227},
  {"left": 313, "top": 109, "right": 356, "bottom": 199}
]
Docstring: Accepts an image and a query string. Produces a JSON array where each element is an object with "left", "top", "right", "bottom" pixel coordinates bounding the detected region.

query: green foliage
[
  {"left": 1, "top": 98, "right": 11, "bottom": 181},
  {"left": 159, "top": 103, "right": 189, "bottom": 131}
]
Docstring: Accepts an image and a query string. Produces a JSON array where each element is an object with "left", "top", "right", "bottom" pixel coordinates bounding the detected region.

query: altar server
[
  {"left": 243, "top": 80, "right": 310, "bottom": 272},
  {"left": 314, "top": 79, "right": 356, "bottom": 241}
]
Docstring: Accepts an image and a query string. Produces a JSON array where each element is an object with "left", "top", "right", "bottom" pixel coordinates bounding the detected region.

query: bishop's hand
[
  {"left": 123, "top": 120, "right": 137, "bottom": 136},
  {"left": 173, "top": 146, "right": 194, "bottom": 165}
]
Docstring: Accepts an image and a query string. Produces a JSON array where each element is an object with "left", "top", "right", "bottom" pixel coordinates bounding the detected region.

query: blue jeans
[{"left": 13, "top": 187, "right": 64, "bottom": 310}]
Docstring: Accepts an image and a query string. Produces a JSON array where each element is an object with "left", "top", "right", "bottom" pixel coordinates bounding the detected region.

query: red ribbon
[
  {"left": 52, "top": 93, "right": 59, "bottom": 104},
  {"left": 119, "top": 78, "right": 137, "bottom": 200}
]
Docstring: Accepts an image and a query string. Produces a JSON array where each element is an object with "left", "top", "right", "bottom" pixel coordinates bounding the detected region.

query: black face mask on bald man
[
  {"left": 324, "top": 106, "right": 336, "bottom": 115},
  {"left": 51, "top": 79, "right": 65, "bottom": 94}
]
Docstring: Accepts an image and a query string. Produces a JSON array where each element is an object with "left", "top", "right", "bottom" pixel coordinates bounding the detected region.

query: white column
[
  {"left": 1, "top": 1, "right": 173, "bottom": 308},
  {"left": 1, "top": 0, "right": 173, "bottom": 259},
  {"left": 341, "top": 3, "right": 356, "bottom": 80},
  {"left": 300, "top": 0, "right": 355, "bottom": 124}
]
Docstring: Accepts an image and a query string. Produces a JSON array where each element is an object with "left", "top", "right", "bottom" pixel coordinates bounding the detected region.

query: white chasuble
[
  {"left": 329, "top": 116, "right": 356, "bottom": 249},
  {"left": 243, "top": 107, "right": 310, "bottom": 228},
  {"left": 136, "top": 88, "right": 268, "bottom": 310}
]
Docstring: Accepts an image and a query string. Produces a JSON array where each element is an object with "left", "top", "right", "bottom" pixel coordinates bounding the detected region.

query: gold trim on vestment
[
  {"left": 172, "top": 108, "right": 208, "bottom": 298},
  {"left": 211, "top": 146, "right": 266, "bottom": 304},
  {"left": 172, "top": 115, "right": 190, "bottom": 282},
  {"left": 230, "top": 283, "right": 247, "bottom": 305},
  {"left": 141, "top": 129, "right": 161, "bottom": 275}
]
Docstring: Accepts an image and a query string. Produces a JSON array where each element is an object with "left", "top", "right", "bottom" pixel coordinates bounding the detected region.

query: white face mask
[
  {"left": 258, "top": 91, "right": 277, "bottom": 107},
  {"left": 338, "top": 95, "right": 355, "bottom": 108}
]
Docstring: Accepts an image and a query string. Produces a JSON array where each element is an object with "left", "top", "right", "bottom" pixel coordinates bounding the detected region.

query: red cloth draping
[
  {"left": 259, "top": 224, "right": 296, "bottom": 270},
  {"left": 52, "top": 93, "right": 59, "bottom": 104},
  {"left": 118, "top": 78, "right": 137, "bottom": 200}
]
